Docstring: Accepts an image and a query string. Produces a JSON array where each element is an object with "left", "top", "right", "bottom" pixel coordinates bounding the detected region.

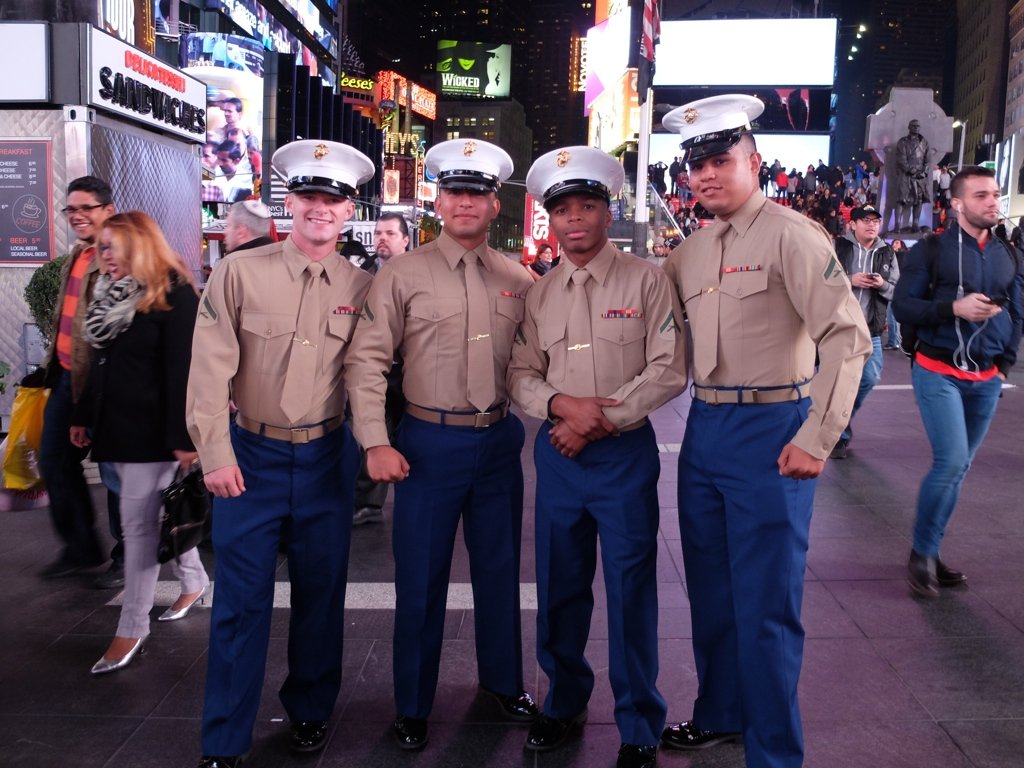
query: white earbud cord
[{"left": 952, "top": 226, "right": 986, "bottom": 373}]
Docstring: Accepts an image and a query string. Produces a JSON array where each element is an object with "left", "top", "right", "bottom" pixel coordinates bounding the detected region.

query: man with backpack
[{"left": 893, "top": 166, "right": 1023, "bottom": 598}]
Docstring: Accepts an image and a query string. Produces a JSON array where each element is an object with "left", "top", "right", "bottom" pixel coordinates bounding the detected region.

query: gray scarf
[{"left": 85, "top": 274, "right": 143, "bottom": 348}]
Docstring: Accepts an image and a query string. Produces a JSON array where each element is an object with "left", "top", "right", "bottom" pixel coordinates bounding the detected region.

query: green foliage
[
  {"left": 23, "top": 254, "right": 69, "bottom": 342},
  {"left": 0, "top": 360, "right": 10, "bottom": 395}
]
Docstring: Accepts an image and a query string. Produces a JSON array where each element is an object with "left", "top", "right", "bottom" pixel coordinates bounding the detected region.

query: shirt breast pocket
[
  {"left": 323, "top": 315, "right": 358, "bottom": 374},
  {"left": 494, "top": 294, "right": 525, "bottom": 352},
  {"left": 595, "top": 317, "right": 647, "bottom": 382},
  {"left": 240, "top": 311, "right": 297, "bottom": 374},
  {"left": 718, "top": 270, "right": 769, "bottom": 340},
  {"left": 407, "top": 297, "right": 464, "bottom": 361},
  {"left": 538, "top": 318, "right": 567, "bottom": 384}
]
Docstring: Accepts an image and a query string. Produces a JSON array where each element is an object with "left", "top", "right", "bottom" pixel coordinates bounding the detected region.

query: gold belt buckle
[
  {"left": 290, "top": 427, "right": 311, "bottom": 444},
  {"left": 474, "top": 411, "right": 492, "bottom": 428}
]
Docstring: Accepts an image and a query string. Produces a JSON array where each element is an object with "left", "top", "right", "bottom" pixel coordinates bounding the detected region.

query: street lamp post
[{"left": 952, "top": 119, "right": 968, "bottom": 171}]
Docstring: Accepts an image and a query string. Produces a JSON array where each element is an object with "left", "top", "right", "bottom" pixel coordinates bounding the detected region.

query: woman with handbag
[{"left": 71, "top": 211, "right": 210, "bottom": 675}]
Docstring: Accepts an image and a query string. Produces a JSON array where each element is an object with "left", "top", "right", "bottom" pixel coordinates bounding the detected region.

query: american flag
[{"left": 640, "top": 0, "right": 660, "bottom": 63}]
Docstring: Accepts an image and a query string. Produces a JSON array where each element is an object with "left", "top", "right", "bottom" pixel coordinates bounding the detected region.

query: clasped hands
[{"left": 547, "top": 394, "right": 623, "bottom": 459}]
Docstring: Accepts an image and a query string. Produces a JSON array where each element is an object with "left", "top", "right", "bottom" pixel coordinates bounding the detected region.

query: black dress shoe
[
  {"left": 479, "top": 686, "right": 538, "bottom": 721},
  {"left": 617, "top": 743, "right": 658, "bottom": 768},
  {"left": 197, "top": 757, "right": 243, "bottom": 768},
  {"left": 661, "top": 721, "right": 742, "bottom": 750},
  {"left": 524, "top": 711, "right": 587, "bottom": 752},
  {"left": 393, "top": 716, "right": 428, "bottom": 751},
  {"left": 93, "top": 563, "right": 125, "bottom": 590},
  {"left": 289, "top": 719, "right": 329, "bottom": 753},
  {"left": 39, "top": 557, "right": 84, "bottom": 579},
  {"left": 908, "top": 550, "right": 939, "bottom": 598},
  {"left": 936, "top": 559, "right": 967, "bottom": 587}
]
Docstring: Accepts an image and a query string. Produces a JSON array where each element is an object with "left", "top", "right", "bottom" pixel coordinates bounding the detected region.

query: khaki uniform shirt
[
  {"left": 186, "top": 236, "right": 372, "bottom": 472},
  {"left": 508, "top": 242, "right": 687, "bottom": 428},
  {"left": 664, "top": 190, "right": 870, "bottom": 459},
  {"left": 346, "top": 230, "right": 534, "bottom": 449}
]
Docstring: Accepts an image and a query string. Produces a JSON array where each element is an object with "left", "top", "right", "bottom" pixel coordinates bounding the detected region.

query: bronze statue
[{"left": 894, "top": 119, "right": 931, "bottom": 232}]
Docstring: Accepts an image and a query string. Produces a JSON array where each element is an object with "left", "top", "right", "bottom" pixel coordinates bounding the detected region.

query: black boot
[{"left": 908, "top": 550, "right": 939, "bottom": 598}]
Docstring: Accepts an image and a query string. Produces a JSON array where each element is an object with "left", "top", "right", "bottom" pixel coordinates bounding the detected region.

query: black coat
[{"left": 75, "top": 282, "right": 199, "bottom": 463}]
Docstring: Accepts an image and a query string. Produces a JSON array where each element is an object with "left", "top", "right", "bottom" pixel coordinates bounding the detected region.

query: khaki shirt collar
[
  {"left": 556, "top": 240, "right": 616, "bottom": 289},
  {"left": 717, "top": 188, "right": 768, "bottom": 239},
  {"left": 437, "top": 229, "right": 492, "bottom": 272},
  {"left": 282, "top": 235, "right": 343, "bottom": 285}
]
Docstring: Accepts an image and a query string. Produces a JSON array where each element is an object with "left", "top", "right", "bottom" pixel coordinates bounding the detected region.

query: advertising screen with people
[{"left": 180, "top": 33, "right": 265, "bottom": 204}]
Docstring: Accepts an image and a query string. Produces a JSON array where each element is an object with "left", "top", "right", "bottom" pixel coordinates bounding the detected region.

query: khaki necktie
[
  {"left": 692, "top": 229, "right": 726, "bottom": 382},
  {"left": 565, "top": 268, "right": 597, "bottom": 396},
  {"left": 463, "top": 251, "right": 496, "bottom": 412},
  {"left": 280, "top": 261, "right": 323, "bottom": 423}
]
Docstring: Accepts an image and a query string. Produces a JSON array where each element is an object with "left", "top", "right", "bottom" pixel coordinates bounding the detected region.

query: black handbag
[{"left": 157, "top": 466, "right": 210, "bottom": 564}]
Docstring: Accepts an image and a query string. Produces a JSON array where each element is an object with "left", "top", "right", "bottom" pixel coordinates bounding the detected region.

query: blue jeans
[
  {"left": 39, "top": 368, "right": 104, "bottom": 566},
  {"left": 911, "top": 365, "right": 1002, "bottom": 557},
  {"left": 886, "top": 303, "right": 901, "bottom": 348},
  {"left": 841, "top": 336, "right": 883, "bottom": 441}
]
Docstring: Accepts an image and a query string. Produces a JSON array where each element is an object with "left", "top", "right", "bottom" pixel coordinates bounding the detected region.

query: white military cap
[
  {"left": 663, "top": 95, "right": 764, "bottom": 162},
  {"left": 272, "top": 139, "right": 375, "bottom": 198},
  {"left": 525, "top": 146, "right": 625, "bottom": 209},
  {"left": 425, "top": 138, "right": 513, "bottom": 193}
]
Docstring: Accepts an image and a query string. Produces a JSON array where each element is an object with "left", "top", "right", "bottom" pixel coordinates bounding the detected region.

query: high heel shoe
[
  {"left": 158, "top": 583, "right": 210, "bottom": 622},
  {"left": 91, "top": 635, "right": 148, "bottom": 675}
]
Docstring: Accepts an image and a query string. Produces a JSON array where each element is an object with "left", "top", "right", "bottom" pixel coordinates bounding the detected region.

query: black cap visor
[
  {"left": 542, "top": 179, "right": 611, "bottom": 210},
  {"left": 287, "top": 176, "right": 355, "bottom": 199},
  {"left": 437, "top": 169, "right": 500, "bottom": 193},
  {"left": 682, "top": 128, "right": 748, "bottom": 163}
]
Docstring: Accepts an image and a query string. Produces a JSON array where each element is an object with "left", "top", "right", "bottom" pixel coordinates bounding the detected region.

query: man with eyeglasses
[{"left": 39, "top": 176, "right": 120, "bottom": 585}]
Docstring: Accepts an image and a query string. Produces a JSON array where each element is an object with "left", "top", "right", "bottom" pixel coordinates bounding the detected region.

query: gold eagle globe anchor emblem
[{"left": 313, "top": 143, "right": 329, "bottom": 159}]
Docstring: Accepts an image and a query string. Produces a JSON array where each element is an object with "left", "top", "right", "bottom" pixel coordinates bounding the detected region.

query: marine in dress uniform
[
  {"left": 508, "top": 147, "right": 687, "bottom": 768},
  {"left": 659, "top": 96, "right": 871, "bottom": 768},
  {"left": 187, "top": 140, "right": 375, "bottom": 768},
  {"left": 344, "top": 139, "right": 538, "bottom": 751}
]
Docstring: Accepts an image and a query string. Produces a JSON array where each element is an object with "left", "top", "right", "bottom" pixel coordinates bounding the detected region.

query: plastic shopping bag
[{"left": 2, "top": 385, "right": 49, "bottom": 491}]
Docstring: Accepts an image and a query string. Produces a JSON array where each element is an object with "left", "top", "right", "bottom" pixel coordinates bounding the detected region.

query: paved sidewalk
[{"left": 2, "top": 350, "right": 1023, "bottom": 767}]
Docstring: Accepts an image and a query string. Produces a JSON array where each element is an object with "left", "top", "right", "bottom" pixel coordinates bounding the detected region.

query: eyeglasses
[{"left": 61, "top": 204, "right": 107, "bottom": 216}]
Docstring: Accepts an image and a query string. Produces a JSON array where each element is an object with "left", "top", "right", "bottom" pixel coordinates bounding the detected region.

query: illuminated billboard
[
  {"left": 584, "top": 10, "right": 630, "bottom": 115},
  {"left": 657, "top": 87, "right": 832, "bottom": 133},
  {"left": 379, "top": 71, "right": 437, "bottom": 120},
  {"left": 180, "top": 33, "right": 265, "bottom": 203},
  {"left": 436, "top": 40, "right": 511, "bottom": 99},
  {"left": 654, "top": 19, "right": 837, "bottom": 87},
  {"left": 204, "top": 0, "right": 335, "bottom": 62}
]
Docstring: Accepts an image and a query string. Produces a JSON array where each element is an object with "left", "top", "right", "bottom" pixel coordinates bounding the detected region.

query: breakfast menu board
[{"left": 0, "top": 140, "right": 54, "bottom": 264}]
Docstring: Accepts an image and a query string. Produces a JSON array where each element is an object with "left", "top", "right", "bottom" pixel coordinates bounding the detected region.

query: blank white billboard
[{"left": 654, "top": 19, "right": 837, "bottom": 87}]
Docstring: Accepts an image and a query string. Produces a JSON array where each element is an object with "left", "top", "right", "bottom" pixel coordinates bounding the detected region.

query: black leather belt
[
  {"left": 406, "top": 402, "right": 509, "bottom": 428},
  {"left": 236, "top": 414, "right": 343, "bottom": 443},
  {"left": 692, "top": 383, "right": 811, "bottom": 405}
]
